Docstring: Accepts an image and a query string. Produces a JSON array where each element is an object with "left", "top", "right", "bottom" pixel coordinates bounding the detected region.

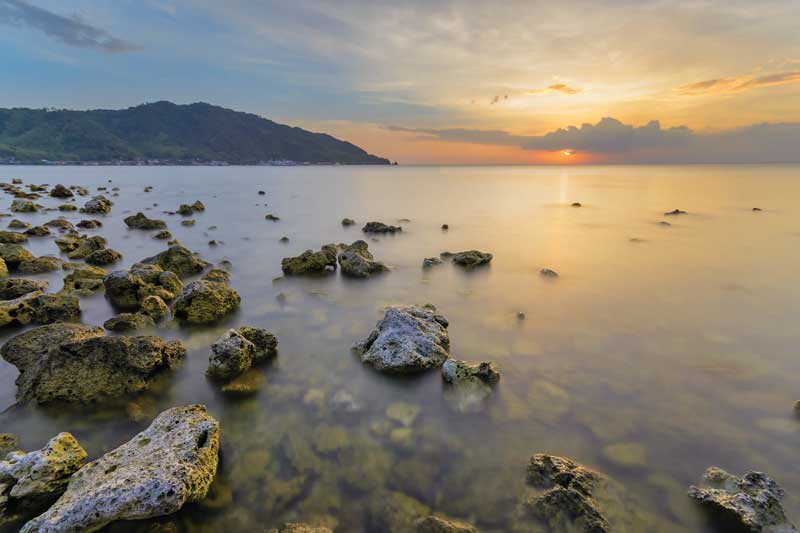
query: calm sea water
[{"left": 1, "top": 164, "right": 799, "bottom": 532}]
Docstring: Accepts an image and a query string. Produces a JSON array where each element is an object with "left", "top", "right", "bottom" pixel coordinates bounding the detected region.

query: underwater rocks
[
  {"left": 103, "top": 263, "right": 183, "bottom": 310},
  {"left": 338, "top": 240, "right": 387, "bottom": 278},
  {"left": 207, "top": 327, "right": 277, "bottom": 380},
  {"left": 0, "top": 323, "right": 185, "bottom": 403},
  {"left": 141, "top": 245, "right": 209, "bottom": 278},
  {"left": 441, "top": 359, "right": 500, "bottom": 413},
  {"left": 524, "top": 454, "right": 609, "bottom": 533},
  {"left": 173, "top": 280, "right": 240, "bottom": 324},
  {"left": 354, "top": 304, "right": 450, "bottom": 372},
  {"left": 124, "top": 212, "right": 167, "bottom": 230},
  {"left": 22, "top": 405, "right": 219, "bottom": 533},
  {"left": 281, "top": 245, "right": 339, "bottom": 275},
  {"left": 688, "top": 467, "right": 797, "bottom": 532},
  {"left": 0, "top": 433, "right": 87, "bottom": 530},
  {"left": 80, "top": 195, "right": 113, "bottom": 214},
  {"left": 363, "top": 221, "right": 402, "bottom": 234},
  {"left": 450, "top": 250, "right": 493, "bottom": 268}
]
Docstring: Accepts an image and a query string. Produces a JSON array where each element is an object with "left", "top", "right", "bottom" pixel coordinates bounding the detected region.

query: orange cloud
[
  {"left": 527, "top": 83, "right": 582, "bottom": 96},
  {"left": 676, "top": 71, "right": 800, "bottom": 96}
]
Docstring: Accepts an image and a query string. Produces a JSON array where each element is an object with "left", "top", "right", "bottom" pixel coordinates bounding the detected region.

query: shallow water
[{"left": 1, "top": 164, "right": 799, "bottom": 532}]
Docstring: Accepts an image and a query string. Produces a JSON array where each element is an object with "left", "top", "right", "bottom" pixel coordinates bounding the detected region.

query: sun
[{"left": 562, "top": 149, "right": 575, "bottom": 157}]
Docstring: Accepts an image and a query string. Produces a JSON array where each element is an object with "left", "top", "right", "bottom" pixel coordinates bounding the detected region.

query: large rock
[
  {"left": 10, "top": 199, "right": 37, "bottom": 213},
  {"left": 0, "top": 231, "right": 28, "bottom": 244},
  {"left": 523, "top": 454, "right": 609, "bottom": 533},
  {"left": 281, "top": 245, "right": 339, "bottom": 275},
  {"left": 33, "top": 293, "right": 81, "bottom": 324},
  {"left": 0, "top": 244, "right": 34, "bottom": 269},
  {"left": 49, "top": 184, "right": 73, "bottom": 198},
  {"left": 85, "top": 248, "right": 122, "bottom": 266},
  {"left": 451, "top": 250, "right": 493, "bottom": 268},
  {"left": 141, "top": 245, "right": 209, "bottom": 278},
  {"left": 173, "top": 280, "right": 240, "bottom": 324},
  {"left": 58, "top": 235, "right": 107, "bottom": 260},
  {"left": 0, "top": 324, "right": 185, "bottom": 403},
  {"left": 124, "top": 212, "right": 167, "bottom": 230},
  {"left": 688, "top": 467, "right": 797, "bottom": 532},
  {"left": 22, "top": 405, "right": 219, "bottom": 533},
  {"left": 338, "top": 240, "right": 387, "bottom": 278},
  {"left": 0, "top": 278, "right": 48, "bottom": 299},
  {"left": 103, "top": 263, "right": 183, "bottom": 310},
  {"left": 61, "top": 265, "right": 106, "bottom": 295},
  {"left": 18, "top": 256, "right": 62, "bottom": 274},
  {"left": 80, "top": 195, "right": 113, "bottom": 214},
  {"left": 0, "top": 433, "right": 87, "bottom": 530},
  {"left": 354, "top": 304, "right": 450, "bottom": 372},
  {"left": 0, "top": 291, "right": 42, "bottom": 328},
  {"left": 207, "top": 327, "right": 277, "bottom": 380}
]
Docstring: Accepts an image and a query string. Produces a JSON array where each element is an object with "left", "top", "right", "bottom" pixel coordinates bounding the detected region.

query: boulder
[
  {"left": 688, "top": 467, "right": 797, "bottom": 532},
  {"left": 0, "top": 291, "right": 42, "bottom": 328},
  {"left": 85, "top": 248, "right": 122, "bottom": 266},
  {"left": 0, "top": 278, "right": 48, "bottom": 299},
  {"left": 103, "top": 264, "right": 183, "bottom": 311},
  {"left": 207, "top": 327, "right": 277, "bottom": 380},
  {"left": 363, "top": 221, "right": 402, "bottom": 233},
  {"left": 141, "top": 245, "right": 209, "bottom": 278},
  {"left": 124, "top": 212, "right": 167, "bottom": 230},
  {"left": 18, "top": 256, "right": 62, "bottom": 274},
  {"left": 80, "top": 195, "right": 113, "bottom": 214},
  {"left": 103, "top": 313, "right": 156, "bottom": 332},
  {"left": 0, "top": 231, "right": 28, "bottom": 244},
  {"left": 24, "top": 225, "right": 50, "bottom": 237},
  {"left": 33, "top": 293, "right": 81, "bottom": 324},
  {"left": 76, "top": 219, "right": 102, "bottom": 229},
  {"left": 0, "top": 324, "right": 185, "bottom": 403},
  {"left": 44, "top": 218, "right": 74, "bottom": 232},
  {"left": 338, "top": 240, "right": 387, "bottom": 278},
  {"left": 354, "top": 304, "right": 450, "bottom": 372},
  {"left": 173, "top": 280, "right": 240, "bottom": 324},
  {"left": 140, "top": 295, "right": 169, "bottom": 321},
  {"left": 0, "top": 244, "right": 34, "bottom": 269},
  {"left": 451, "top": 250, "right": 493, "bottom": 268},
  {"left": 49, "top": 184, "right": 73, "bottom": 198},
  {"left": 281, "top": 245, "right": 339, "bottom": 275},
  {"left": 10, "top": 199, "right": 37, "bottom": 213},
  {"left": 21, "top": 405, "right": 219, "bottom": 533},
  {"left": 61, "top": 265, "right": 106, "bottom": 295},
  {"left": 7, "top": 220, "right": 30, "bottom": 229}
]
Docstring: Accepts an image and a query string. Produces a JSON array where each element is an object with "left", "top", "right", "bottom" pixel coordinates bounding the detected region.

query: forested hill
[{"left": 0, "top": 101, "right": 390, "bottom": 165}]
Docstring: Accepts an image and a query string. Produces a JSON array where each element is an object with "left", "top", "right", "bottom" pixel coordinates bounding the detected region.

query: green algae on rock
[
  {"left": 281, "top": 245, "right": 339, "bottom": 275},
  {"left": 173, "top": 280, "right": 240, "bottom": 324},
  {"left": 141, "top": 245, "right": 209, "bottom": 278}
]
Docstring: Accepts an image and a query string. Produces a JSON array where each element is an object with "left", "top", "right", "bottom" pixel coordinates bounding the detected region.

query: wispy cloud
[
  {"left": 0, "top": 0, "right": 138, "bottom": 52},
  {"left": 527, "top": 83, "right": 582, "bottom": 95},
  {"left": 676, "top": 71, "right": 800, "bottom": 96}
]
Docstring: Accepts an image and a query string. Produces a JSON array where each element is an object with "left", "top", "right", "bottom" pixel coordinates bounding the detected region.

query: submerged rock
[
  {"left": 0, "top": 324, "right": 185, "bottom": 403},
  {"left": 153, "top": 230, "right": 172, "bottom": 240},
  {"left": 281, "top": 245, "right": 339, "bottom": 275},
  {"left": 76, "top": 219, "right": 102, "bottom": 229},
  {"left": 207, "top": 326, "right": 277, "bottom": 381},
  {"left": 451, "top": 250, "right": 493, "bottom": 268},
  {"left": 61, "top": 265, "right": 106, "bottom": 295},
  {"left": 80, "top": 195, "right": 113, "bottom": 214},
  {"left": 124, "top": 212, "right": 167, "bottom": 230},
  {"left": 363, "top": 221, "right": 402, "bottom": 234},
  {"left": 141, "top": 245, "right": 209, "bottom": 278},
  {"left": 103, "top": 313, "right": 156, "bottom": 332},
  {"left": 103, "top": 264, "right": 183, "bottom": 310},
  {"left": 688, "top": 467, "right": 797, "bottom": 532},
  {"left": 441, "top": 359, "right": 499, "bottom": 413},
  {"left": 44, "top": 218, "right": 74, "bottom": 232},
  {"left": 422, "top": 257, "right": 443, "bottom": 268},
  {"left": 22, "top": 405, "right": 220, "bottom": 533},
  {"left": 338, "top": 240, "right": 387, "bottom": 278},
  {"left": 7, "top": 219, "right": 30, "bottom": 230},
  {"left": 355, "top": 304, "right": 450, "bottom": 372},
  {"left": 24, "top": 225, "right": 50, "bottom": 237},
  {"left": 33, "top": 293, "right": 81, "bottom": 324},
  {"left": 524, "top": 454, "right": 609, "bottom": 533},
  {"left": 65, "top": 236, "right": 107, "bottom": 260},
  {"left": 173, "top": 280, "right": 240, "bottom": 324}
]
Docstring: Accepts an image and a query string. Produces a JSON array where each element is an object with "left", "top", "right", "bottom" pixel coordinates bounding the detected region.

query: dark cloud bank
[
  {"left": 0, "top": 0, "right": 136, "bottom": 52},
  {"left": 388, "top": 118, "right": 800, "bottom": 163}
]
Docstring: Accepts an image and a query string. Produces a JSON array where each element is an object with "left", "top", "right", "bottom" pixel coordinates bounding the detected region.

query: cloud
[
  {"left": 527, "top": 83, "right": 582, "bottom": 95},
  {"left": 387, "top": 118, "right": 800, "bottom": 163},
  {"left": 0, "top": 0, "right": 137, "bottom": 52},
  {"left": 676, "top": 71, "right": 800, "bottom": 96}
]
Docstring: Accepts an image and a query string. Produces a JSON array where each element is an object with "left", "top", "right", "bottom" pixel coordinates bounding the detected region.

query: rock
[
  {"left": 124, "top": 212, "right": 167, "bottom": 230},
  {"left": 422, "top": 257, "right": 443, "bottom": 268},
  {"left": 153, "top": 230, "right": 172, "bottom": 240},
  {"left": 141, "top": 245, "right": 209, "bottom": 278},
  {"left": 266, "top": 524, "right": 332, "bottom": 533},
  {"left": 601, "top": 442, "right": 647, "bottom": 467},
  {"left": 442, "top": 359, "right": 500, "bottom": 384},
  {"left": 341, "top": 218, "right": 356, "bottom": 226},
  {"left": 258, "top": 190, "right": 265, "bottom": 195},
  {"left": 85, "top": 248, "right": 122, "bottom": 266},
  {"left": 368, "top": 491, "right": 430, "bottom": 532},
  {"left": 279, "top": 236, "right": 289, "bottom": 243},
  {"left": 386, "top": 402, "right": 420, "bottom": 427},
  {"left": 571, "top": 202, "right": 582, "bottom": 207},
  {"left": 451, "top": 250, "right": 493, "bottom": 268},
  {"left": 794, "top": 400, "right": 800, "bottom": 417},
  {"left": 220, "top": 370, "right": 265, "bottom": 396},
  {"left": 80, "top": 195, "right": 113, "bottom": 214},
  {"left": 0, "top": 291, "right": 42, "bottom": 328},
  {"left": 181, "top": 219, "right": 195, "bottom": 227},
  {"left": 65, "top": 236, "right": 107, "bottom": 260},
  {"left": 524, "top": 454, "right": 609, "bottom": 533},
  {"left": 58, "top": 204, "right": 77, "bottom": 212},
  {"left": 173, "top": 280, "right": 240, "bottom": 324},
  {"left": 140, "top": 295, "right": 168, "bottom": 321},
  {"left": 202, "top": 269, "right": 231, "bottom": 284},
  {"left": 338, "top": 240, "right": 387, "bottom": 278},
  {"left": 61, "top": 265, "right": 106, "bottom": 295},
  {"left": 0, "top": 258, "right": 6, "bottom": 279},
  {"left": 237, "top": 326, "right": 278, "bottom": 361},
  {"left": 415, "top": 516, "right": 479, "bottom": 533},
  {"left": 753, "top": 207, "right": 763, "bottom": 212},
  {"left": 7, "top": 219, "right": 30, "bottom": 229},
  {"left": 363, "top": 221, "right": 402, "bottom": 233},
  {"left": 44, "top": 218, "right": 74, "bottom": 232},
  {"left": 49, "top": 184, "right": 73, "bottom": 198},
  {"left": 103, "top": 263, "right": 183, "bottom": 310},
  {"left": 441, "top": 359, "right": 499, "bottom": 413},
  {"left": 177, "top": 204, "right": 193, "bottom": 216},
  {"left": 18, "top": 256, "right": 62, "bottom": 274},
  {"left": 265, "top": 214, "right": 280, "bottom": 221},
  {"left": 76, "top": 219, "right": 102, "bottom": 229},
  {"left": 688, "top": 467, "right": 797, "bottom": 532},
  {"left": 22, "top": 405, "right": 220, "bottom": 533},
  {"left": 0, "top": 278, "right": 48, "bottom": 299},
  {"left": 281, "top": 245, "right": 339, "bottom": 275},
  {"left": 441, "top": 224, "right": 449, "bottom": 230},
  {"left": 207, "top": 329, "right": 256, "bottom": 380},
  {"left": 0, "top": 231, "right": 28, "bottom": 244},
  {"left": 0, "top": 433, "right": 19, "bottom": 456},
  {"left": 540, "top": 268, "right": 559, "bottom": 278},
  {"left": 24, "top": 225, "right": 50, "bottom": 237},
  {"left": 103, "top": 313, "right": 156, "bottom": 332},
  {"left": 0, "top": 433, "right": 87, "bottom": 529},
  {"left": 0, "top": 324, "right": 185, "bottom": 403},
  {"left": 10, "top": 199, "right": 37, "bottom": 213},
  {"left": 664, "top": 209, "right": 687, "bottom": 216},
  {"left": 0, "top": 244, "right": 34, "bottom": 269},
  {"left": 33, "top": 293, "right": 81, "bottom": 324},
  {"left": 355, "top": 304, "right": 450, "bottom": 372}
]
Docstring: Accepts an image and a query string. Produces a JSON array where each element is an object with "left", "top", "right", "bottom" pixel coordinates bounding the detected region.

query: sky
[{"left": 1, "top": 0, "right": 799, "bottom": 164}]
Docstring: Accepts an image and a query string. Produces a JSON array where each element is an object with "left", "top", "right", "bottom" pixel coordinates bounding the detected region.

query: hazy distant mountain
[{"left": 0, "top": 101, "right": 390, "bottom": 165}]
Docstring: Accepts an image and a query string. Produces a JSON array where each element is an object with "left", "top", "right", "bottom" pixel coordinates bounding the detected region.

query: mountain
[{"left": 0, "top": 101, "right": 390, "bottom": 165}]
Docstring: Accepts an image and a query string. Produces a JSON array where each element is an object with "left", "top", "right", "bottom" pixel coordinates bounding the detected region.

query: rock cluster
[{"left": 103, "top": 263, "right": 182, "bottom": 310}]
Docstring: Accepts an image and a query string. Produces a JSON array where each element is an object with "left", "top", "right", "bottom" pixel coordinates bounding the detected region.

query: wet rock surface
[
  {"left": 173, "top": 280, "right": 241, "bottom": 324},
  {"left": 451, "top": 250, "right": 493, "bottom": 268},
  {"left": 141, "top": 245, "right": 209, "bottom": 278},
  {"left": 0, "top": 231, "right": 28, "bottom": 244},
  {"left": 0, "top": 324, "right": 185, "bottom": 403},
  {"left": 103, "top": 312, "right": 156, "bottom": 332},
  {"left": 124, "top": 212, "right": 167, "bottom": 230},
  {"left": 338, "top": 240, "right": 387, "bottom": 278},
  {"left": 282, "top": 245, "right": 339, "bottom": 275},
  {"left": 416, "top": 515, "right": 479, "bottom": 533},
  {"left": 441, "top": 359, "right": 500, "bottom": 413},
  {"left": 80, "top": 195, "right": 113, "bottom": 214},
  {"left": 688, "top": 467, "right": 797, "bottom": 532},
  {"left": 21, "top": 405, "right": 220, "bottom": 533},
  {"left": 355, "top": 304, "right": 450, "bottom": 372},
  {"left": 85, "top": 247, "right": 122, "bottom": 266},
  {"left": 207, "top": 327, "right": 277, "bottom": 381},
  {"left": 0, "top": 244, "right": 34, "bottom": 269},
  {"left": 363, "top": 221, "right": 402, "bottom": 234},
  {"left": 103, "top": 263, "right": 182, "bottom": 310}
]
